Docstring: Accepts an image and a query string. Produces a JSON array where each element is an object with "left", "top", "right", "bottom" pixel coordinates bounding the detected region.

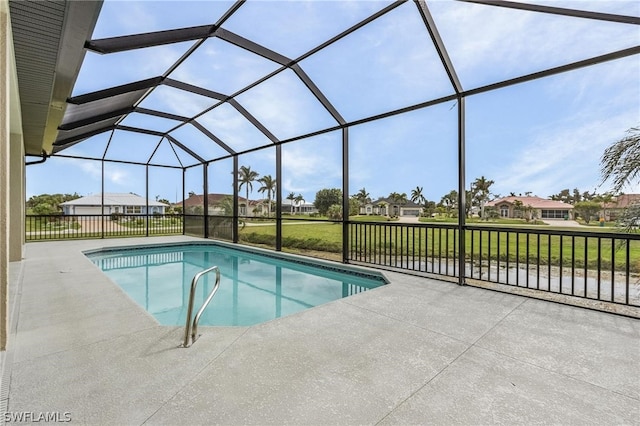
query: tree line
[
  {"left": 26, "top": 193, "right": 80, "bottom": 214},
  {"left": 25, "top": 126, "right": 640, "bottom": 222}
]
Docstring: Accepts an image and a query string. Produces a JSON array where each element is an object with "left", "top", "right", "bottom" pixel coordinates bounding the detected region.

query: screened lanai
[
  {"left": 19, "top": 0, "right": 640, "bottom": 292},
  {"left": 4, "top": 2, "right": 640, "bottom": 422}
]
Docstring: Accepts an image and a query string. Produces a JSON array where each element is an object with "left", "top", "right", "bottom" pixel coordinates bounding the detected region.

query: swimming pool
[{"left": 86, "top": 243, "right": 387, "bottom": 326}]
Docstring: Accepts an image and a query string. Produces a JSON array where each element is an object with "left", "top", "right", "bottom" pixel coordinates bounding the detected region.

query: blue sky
[{"left": 26, "top": 0, "right": 640, "bottom": 205}]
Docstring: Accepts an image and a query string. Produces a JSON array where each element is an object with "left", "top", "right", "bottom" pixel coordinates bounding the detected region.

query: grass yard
[
  {"left": 25, "top": 216, "right": 80, "bottom": 232},
  {"left": 118, "top": 217, "right": 183, "bottom": 229},
  {"left": 240, "top": 219, "right": 640, "bottom": 272}
]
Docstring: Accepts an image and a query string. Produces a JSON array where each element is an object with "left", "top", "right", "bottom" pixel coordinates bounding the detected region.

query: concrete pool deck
[{"left": 2, "top": 236, "right": 639, "bottom": 425}]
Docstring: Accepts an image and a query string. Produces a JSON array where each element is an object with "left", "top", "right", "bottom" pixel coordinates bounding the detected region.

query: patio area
[{"left": 2, "top": 236, "right": 638, "bottom": 424}]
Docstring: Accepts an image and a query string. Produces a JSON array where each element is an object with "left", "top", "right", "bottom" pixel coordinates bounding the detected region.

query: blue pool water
[{"left": 86, "top": 243, "right": 387, "bottom": 326}]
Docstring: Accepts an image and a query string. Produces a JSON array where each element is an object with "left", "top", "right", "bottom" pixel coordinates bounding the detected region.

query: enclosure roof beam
[
  {"left": 165, "top": 135, "right": 207, "bottom": 164},
  {"left": 191, "top": 121, "right": 236, "bottom": 155},
  {"left": 161, "top": 79, "right": 281, "bottom": 146},
  {"left": 84, "top": 1, "right": 245, "bottom": 54},
  {"left": 227, "top": 99, "right": 279, "bottom": 143},
  {"left": 51, "top": 153, "right": 184, "bottom": 169},
  {"left": 463, "top": 46, "right": 640, "bottom": 97},
  {"left": 290, "top": 64, "right": 346, "bottom": 125},
  {"left": 458, "top": 0, "right": 640, "bottom": 25},
  {"left": 53, "top": 125, "right": 115, "bottom": 147},
  {"left": 163, "top": 78, "right": 227, "bottom": 101},
  {"left": 216, "top": 29, "right": 346, "bottom": 127},
  {"left": 415, "top": 0, "right": 463, "bottom": 95},
  {"left": 58, "top": 106, "right": 135, "bottom": 131},
  {"left": 112, "top": 125, "right": 206, "bottom": 164},
  {"left": 134, "top": 107, "right": 191, "bottom": 123},
  {"left": 215, "top": 28, "right": 292, "bottom": 66},
  {"left": 115, "top": 125, "right": 165, "bottom": 137},
  {"left": 295, "top": 1, "right": 407, "bottom": 63},
  {"left": 85, "top": 25, "right": 216, "bottom": 54},
  {"left": 67, "top": 77, "right": 163, "bottom": 104}
]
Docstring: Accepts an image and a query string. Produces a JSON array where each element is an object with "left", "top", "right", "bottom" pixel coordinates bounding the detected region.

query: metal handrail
[{"left": 180, "top": 266, "right": 221, "bottom": 348}]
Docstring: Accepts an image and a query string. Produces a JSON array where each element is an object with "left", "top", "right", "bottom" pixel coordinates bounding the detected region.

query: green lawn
[
  {"left": 117, "top": 217, "right": 183, "bottom": 229},
  {"left": 239, "top": 219, "right": 640, "bottom": 272},
  {"left": 420, "top": 216, "right": 546, "bottom": 226},
  {"left": 25, "top": 216, "right": 80, "bottom": 232}
]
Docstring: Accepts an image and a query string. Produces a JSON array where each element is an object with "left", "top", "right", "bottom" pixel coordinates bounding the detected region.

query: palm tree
[
  {"left": 286, "top": 192, "right": 295, "bottom": 214},
  {"left": 216, "top": 195, "right": 245, "bottom": 231},
  {"left": 218, "top": 195, "right": 234, "bottom": 216},
  {"left": 354, "top": 188, "right": 370, "bottom": 205},
  {"left": 472, "top": 176, "right": 495, "bottom": 219},
  {"left": 351, "top": 188, "right": 370, "bottom": 216},
  {"left": 294, "top": 194, "right": 305, "bottom": 214},
  {"left": 257, "top": 174, "right": 276, "bottom": 217},
  {"left": 378, "top": 201, "right": 388, "bottom": 216},
  {"left": 601, "top": 126, "right": 640, "bottom": 192},
  {"left": 410, "top": 186, "right": 426, "bottom": 205},
  {"left": 388, "top": 192, "right": 407, "bottom": 216},
  {"left": 440, "top": 190, "right": 457, "bottom": 217},
  {"left": 238, "top": 165, "right": 259, "bottom": 216}
]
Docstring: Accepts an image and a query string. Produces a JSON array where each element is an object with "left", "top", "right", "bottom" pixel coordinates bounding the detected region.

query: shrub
[{"left": 327, "top": 204, "right": 343, "bottom": 220}]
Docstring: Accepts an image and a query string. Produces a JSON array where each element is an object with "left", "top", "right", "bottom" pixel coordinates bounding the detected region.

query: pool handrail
[{"left": 181, "top": 265, "right": 221, "bottom": 348}]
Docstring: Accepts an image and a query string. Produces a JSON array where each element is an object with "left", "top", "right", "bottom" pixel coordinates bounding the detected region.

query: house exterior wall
[
  {"left": 1, "top": 0, "right": 10, "bottom": 350},
  {"left": 68, "top": 206, "right": 102, "bottom": 215},
  {"left": 9, "top": 131, "right": 23, "bottom": 261},
  {"left": 603, "top": 208, "right": 623, "bottom": 222},
  {"left": 361, "top": 205, "right": 389, "bottom": 215},
  {"left": 493, "top": 202, "right": 572, "bottom": 219},
  {"left": 63, "top": 204, "right": 166, "bottom": 215},
  {"left": 1, "top": 0, "right": 20, "bottom": 350},
  {"left": 360, "top": 203, "right": 419, "bottom": 216}
]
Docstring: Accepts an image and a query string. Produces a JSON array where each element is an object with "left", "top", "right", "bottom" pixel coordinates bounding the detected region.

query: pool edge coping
[{"left": 83, "top": 239, "right": 391, "bottom": 285}]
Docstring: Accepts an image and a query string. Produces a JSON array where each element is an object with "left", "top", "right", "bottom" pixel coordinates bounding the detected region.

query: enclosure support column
[
  {"left": 182, "top": 168, "right": 186, "bottom": 235},
  {"left": 342, "top": 127, "right": 349, "bottom": 263},
  {"left": 457, "top": 97, "right": 466, "bottom": 286},
  {"left": 145, "top": 165, "right": 149, "bottom": 237},
  {"left": 203, "top": 163, "right": 209, "bottom": 239},
  {"left": 232, "top": 156, "right": 238, "bottom": 243},
  {"left": 276, "top": 144, "right": 282, "bottom": 251},
  {"left": 101, "top": 160, "right": 105, "bottom": 239}
]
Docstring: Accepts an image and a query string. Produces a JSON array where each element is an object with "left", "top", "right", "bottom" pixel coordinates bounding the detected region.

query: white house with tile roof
[{"left": 60, "top": 193, "right": 168, "bottom": 215}]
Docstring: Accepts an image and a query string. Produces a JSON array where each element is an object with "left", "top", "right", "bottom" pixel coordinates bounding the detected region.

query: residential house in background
[
  {"left": 601, "top": 194, "right": 640, "bottom": 221},
  {"left": 180, "top": 193, "right": 321, "bottom": 216},
  {"left": 360, "top": 197, "right": 423, "bottom": 217},
  {"left": 60, "top": 193, "right": 168, "bottom": 215},
  {"left": 179, "top": 193, "right": 267, "bottom": 216},
  {"left": 486, "top": 196, "right": 573, "bottom": 220},
  {"left": 281, "top": 199, "right": 318, "bottom": 215}
]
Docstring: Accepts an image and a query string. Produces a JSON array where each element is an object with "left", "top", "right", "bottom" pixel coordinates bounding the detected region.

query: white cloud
[
  {"left": 77, "top": 161, "right": 131, "bottom": 186},
  {"left": 494, "top": 110, "right": 638, "bottom": 197},
  {"left": 281, "top": 135, "right": 342, "bottom": 196},
  {"left": 236, "top": 70, "right": 337, "bottom": 141},
  {"left": 78, "top": 161, "right": 101, "bottom": 180},
  {"left": 198, "top": 103, "right": 273, "bottom": 152},
  {"left": 428, "top": 0, "right": 639, "bottom": 88}
]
